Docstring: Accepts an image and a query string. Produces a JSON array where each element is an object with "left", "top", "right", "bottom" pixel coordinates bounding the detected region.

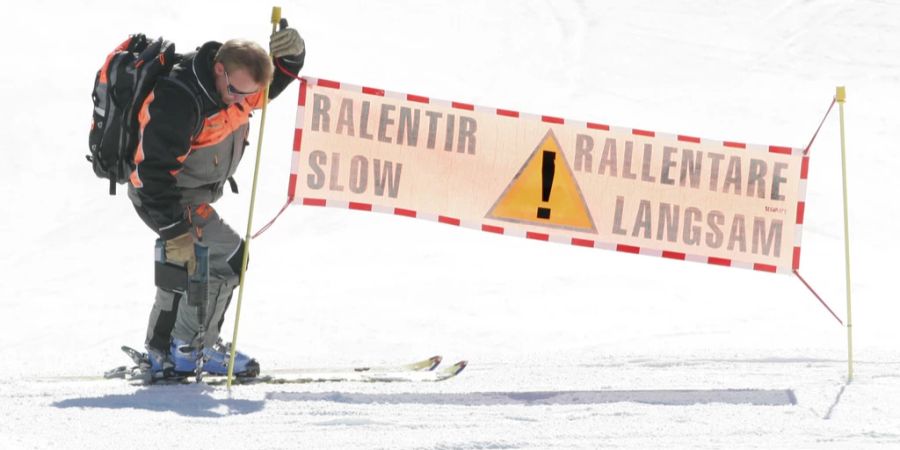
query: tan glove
[
  {"left": 270, "top": 22, "right": 305, "bottom": 58},
  {"left": 165, "top": 232, "right": 196, "bottom": 275}
]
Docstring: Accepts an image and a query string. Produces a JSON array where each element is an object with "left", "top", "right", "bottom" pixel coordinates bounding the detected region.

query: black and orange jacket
[{"left": 127, "top": 41, "right": 303, "bottom": 240}]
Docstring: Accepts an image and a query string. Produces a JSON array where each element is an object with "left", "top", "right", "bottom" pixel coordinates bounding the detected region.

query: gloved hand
[
  {"left": 270, "top": 21, "right": 305, "bottom": 58},
  {"left": 165, "top": 232, "right": 196, "bottom": 275}
]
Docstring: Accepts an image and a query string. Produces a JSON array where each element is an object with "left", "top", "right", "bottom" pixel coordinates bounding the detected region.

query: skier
[{"left": 128, "top": 24, "right": 305, "bottom": 379}]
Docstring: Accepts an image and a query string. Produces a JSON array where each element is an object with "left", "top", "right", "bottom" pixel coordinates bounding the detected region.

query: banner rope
[
  {"left": 252, "top": 197, "right": 292, "bottom": 239},
  {"left": 276, "top": 58, "right": 303, "bottom": 81},
  {"left": 793, "top": 270, "right": 844, "bottom": 325},
  {"left": 249, "top": 59, "right": 303, "bottom": 240},
  {"left": 791, "top": 95, "right": 843, "bottom": 326},
  {"left": 804, "top": 97, "right": 836, "bottom": 156}
]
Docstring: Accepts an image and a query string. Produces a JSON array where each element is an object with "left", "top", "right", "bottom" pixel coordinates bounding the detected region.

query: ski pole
[
  {"left": 836, "top": 86, "right": 854, "bottom": 383},
  {"left": 226, "top": 5, "right": 282, "bottom": 391}
]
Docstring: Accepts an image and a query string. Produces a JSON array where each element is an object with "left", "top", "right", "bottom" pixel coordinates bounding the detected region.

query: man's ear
[{"left": 213, "top": 62, "right": 225, "bottom": 76}]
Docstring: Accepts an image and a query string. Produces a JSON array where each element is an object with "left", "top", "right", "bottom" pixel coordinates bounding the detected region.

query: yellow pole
[
  {"left": 227, "top": 5, "right": 282, "bottom": 391},
  {"left": 835, "top": 86, "right": 853, "bottom": 383}
]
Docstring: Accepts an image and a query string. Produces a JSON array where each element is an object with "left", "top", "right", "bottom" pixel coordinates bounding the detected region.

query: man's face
[{"left": 214, "top": 62, "right": 261, "bottom": 105}]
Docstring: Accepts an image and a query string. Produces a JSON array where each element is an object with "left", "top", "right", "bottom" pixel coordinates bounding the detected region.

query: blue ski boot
[
  {"left": 202, "top": 338, "right": 260, "bottom": 377},
  {"left": 171, "top": 338, "right": 260, "bottom": 377},
  {"left": 144, "top": 347, "right": 177, "bottom": 380},
  {"left": 170, "top": 339, "right": 203, "bottom": 375}
]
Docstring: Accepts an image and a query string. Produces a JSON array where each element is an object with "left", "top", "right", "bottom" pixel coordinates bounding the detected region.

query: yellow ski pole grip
[{"left": 271, "top": 7, "right": 281, "bottom": 26}]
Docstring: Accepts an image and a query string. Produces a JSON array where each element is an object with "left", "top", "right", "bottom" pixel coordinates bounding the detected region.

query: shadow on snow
[
  {"left": 266, "top": 389, "right": 797, "bottom": 406},
  {"left": 50, "top": 387, "right": 797, "bottom": 415},
  {"left": 51, "top": 385, "right": 265, "bottom": 417}
]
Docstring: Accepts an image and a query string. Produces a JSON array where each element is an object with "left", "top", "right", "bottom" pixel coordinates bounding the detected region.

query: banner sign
[{"left": 288, "top": 77, "right": 809, "bottom": 274}]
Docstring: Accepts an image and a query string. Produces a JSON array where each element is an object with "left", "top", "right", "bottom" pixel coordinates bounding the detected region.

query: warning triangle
[{"left": 486, "top": 129, "right": 597, "bottom": 233}]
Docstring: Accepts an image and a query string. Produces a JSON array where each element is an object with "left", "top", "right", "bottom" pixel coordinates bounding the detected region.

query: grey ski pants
[{"left": 139, "top": 203, "right": 246, "bottom": 354}]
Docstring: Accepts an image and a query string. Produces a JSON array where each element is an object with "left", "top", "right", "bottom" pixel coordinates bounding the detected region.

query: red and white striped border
[{"left": 289, "top": 77, "right": 809, "bottom": 275}]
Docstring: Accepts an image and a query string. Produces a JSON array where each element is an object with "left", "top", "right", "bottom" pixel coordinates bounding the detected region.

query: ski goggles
[{"left": 224, "top": 70, "right": 259, "bottom": 96}]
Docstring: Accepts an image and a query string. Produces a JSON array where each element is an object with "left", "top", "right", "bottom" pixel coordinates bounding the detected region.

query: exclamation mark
[{"left": 537, "top": 151, "right": 555, "bottom": 219}]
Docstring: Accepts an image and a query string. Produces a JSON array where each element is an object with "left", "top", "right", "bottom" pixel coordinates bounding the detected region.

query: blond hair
[{"left": 214, "top": 39, "right": 274, "bottom": 85}]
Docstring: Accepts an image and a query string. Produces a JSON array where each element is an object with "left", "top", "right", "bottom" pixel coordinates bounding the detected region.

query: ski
[
  {"left": 99, "top": 346, "right": 460, "bottom": 385},
  {"left": 265, "top": 354, "right": 443, "bottom": 375},
  {"left": 203, "top": 360, "right": 468, "bottom": 386}
]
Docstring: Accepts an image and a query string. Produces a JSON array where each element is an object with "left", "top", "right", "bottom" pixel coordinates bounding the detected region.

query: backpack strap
[
  {"left": 164, "top": 76, "right": 205, "bottom": 140},
  {"left": 163, "top": 75, "right": 240, "bottom": 196}
]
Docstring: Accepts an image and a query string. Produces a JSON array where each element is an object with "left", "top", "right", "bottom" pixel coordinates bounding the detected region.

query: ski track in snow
[{"left": 1, "top": 0, "right": 899, "bottom": 448}]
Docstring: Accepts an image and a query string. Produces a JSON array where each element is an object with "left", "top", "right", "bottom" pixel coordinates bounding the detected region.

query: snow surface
[{"left": 1, "top": 0, "right": 899, "bottom": 448}]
